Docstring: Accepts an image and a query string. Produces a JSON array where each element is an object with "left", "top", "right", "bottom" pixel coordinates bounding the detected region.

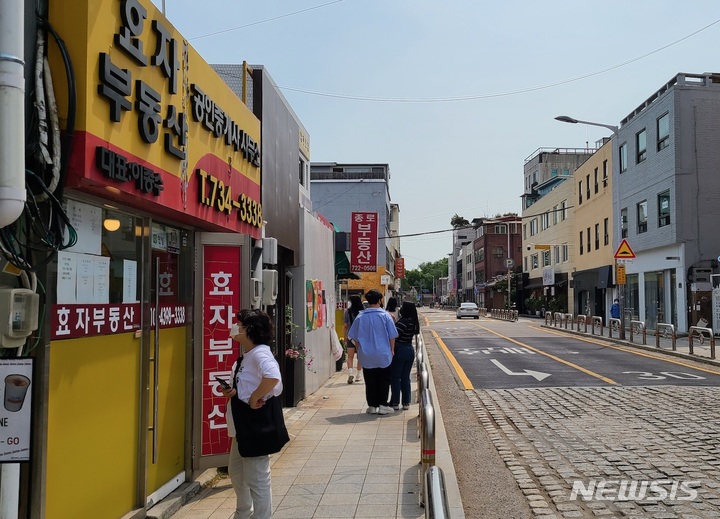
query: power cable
[
  {"left": 188, "top": 0, "right": 345, "bottom": 41},
  {"left": 278, "top": 18, "right": 720, "bottom": 103}
]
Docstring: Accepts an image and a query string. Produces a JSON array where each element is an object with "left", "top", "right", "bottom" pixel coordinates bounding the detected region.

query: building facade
[
  {"left": 309, "top": 162, "right": 398, "bottom": 301},
  {"left": 571, "top": 140, "right": 616, "bottom": 319},
  {"left": 614, "top": 72, "right": 720, "bottom": 332}
]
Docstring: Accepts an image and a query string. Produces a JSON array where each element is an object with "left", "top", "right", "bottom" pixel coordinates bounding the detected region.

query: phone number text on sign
[{"left": 197, "top": 169, "right": 262, "bottom": 227}]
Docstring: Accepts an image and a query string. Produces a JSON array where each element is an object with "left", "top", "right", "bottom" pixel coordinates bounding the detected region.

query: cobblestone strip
[{"left": 467, "top": 386, "right": 720, "bottom": 519}]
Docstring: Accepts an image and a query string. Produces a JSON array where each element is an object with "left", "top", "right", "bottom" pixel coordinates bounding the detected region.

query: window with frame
[
  {"left": 586, "top": 227, "right": 591, "bottom": 252},
  {"left": 594, "top": 168, "right": 599, "bottom": 193},
  {"left": 552, "top": 205, "right": 558, "bottom": 225},
  {"left": 621, "top": 208, "right": 628, "bottom": 238},
  {"left": 495, "top": 224, "right": 506, "bottom": 234},
  {"left": 579, "top": 231, "right": 583, "bottom": 255},
  {"left": 578, "top": 181, "right": 582, "bottom": 204},
  {"left": 657, "top": 112, "right": 670, "bottom": 151},
  {"left": 524, "top": 257, "right": 528, "bottom": 271},
  {"left": 562, "top": 244, "right": 569, "bottom": 262},
  {"left": 602, "top": 160, "right": 608, "bottom": 186},
  {"left": 531, "top": 254, "right": 538, "bottom": 269},
  {"left": 543, "top": 250, "right": 551, "bottom": 267},
  {"left": 604, "top": 218, "right": 609, "bottom": 246},
  {"left": 492, "top": 246, "right": 503, "bottom": 258},
  {"left": 586, "top": 174, "right": 590, "bottom": 200},
  {"left": 636, "top": 129, "right": 647, "bottom": 163},
  {"left": 554, "top": 246, "right": 560, "bottom": 264},
  {"left": 658, "top": 191, "right": 670, "bottom": 227},
  {"left": 551, "top": 168, "right": 558, "bottom": 177},
  {"left": 619, "top": 143, "right": 628, "bottom": 172},
  {"left": 637, "top": 200, "right": 648, "bottom": 233},
  {"left": 529, "top": 219, "right": 537, "bottom": 236},
  {"left": 595, "top": 223, "right": 600, "bottom": 250},
  {"left": 561, "top": 201, "right": 567, "bottom": 221},
  {"left": 541, "top": 213, "right": 549, "bottom": 231}
]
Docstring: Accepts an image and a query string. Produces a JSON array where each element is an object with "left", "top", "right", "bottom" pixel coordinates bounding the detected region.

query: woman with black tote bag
[{"left": 223, "top": 309, "right": 289, "bottom": 519}]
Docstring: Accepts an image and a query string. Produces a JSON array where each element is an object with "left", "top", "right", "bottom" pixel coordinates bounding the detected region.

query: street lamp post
[{"left": 555, "top": 115, "right": 624, "bottom": 339}]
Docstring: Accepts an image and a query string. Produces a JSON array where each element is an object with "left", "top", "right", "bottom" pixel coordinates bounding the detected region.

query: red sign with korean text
[
  {"left": 395, "top": 257, "right": 405, "bottom": 279},
  {"left": 201, "top": 245, "right": 242, "bottom": 456},
  {"left": 350, "top": 212, "right": 378, "bottom": 272},
  {"left": 50, "top": 303, "right": 143, "bottom": 339}
]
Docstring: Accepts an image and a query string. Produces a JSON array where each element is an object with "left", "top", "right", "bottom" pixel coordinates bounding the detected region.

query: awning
[
  {"left": 335, "top": 251, "right": 360, "bottom": 280},
  {"left": 597, "top": 265, "right": 612, "bottom": 289}
]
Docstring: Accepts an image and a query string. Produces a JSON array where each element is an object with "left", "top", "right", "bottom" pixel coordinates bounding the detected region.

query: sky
[{"left": 150, "top": 0, "right": 720, "bottom": 270}]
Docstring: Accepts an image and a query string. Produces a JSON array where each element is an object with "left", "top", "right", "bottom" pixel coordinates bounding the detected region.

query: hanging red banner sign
[
  {"left": 395, "top": 257, "right": 405, "bottom": 279},
  {"left": 350, "top": 212, "right": 378, "bottom": 272},
  {"left": 201, "top": 244, "right": 242, "bottom": 456}
]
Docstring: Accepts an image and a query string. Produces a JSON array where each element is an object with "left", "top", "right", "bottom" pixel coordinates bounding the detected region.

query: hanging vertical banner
[
  {"left": 395, "top": 257, "right": 405, "bottom": 279},
  {"left": 350, "top": 212, "right": 378, "bottom": 272},
  {"left": 201, "top": 245, "right": 241, "bottom": 456}
]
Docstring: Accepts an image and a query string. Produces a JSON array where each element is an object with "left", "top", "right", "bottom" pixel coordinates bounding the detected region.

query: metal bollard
[
  {"left": 424, "top": 466, "right": 451, "bottom": 518},
  {"left": 419, "top": 388, "right": 435, "bottom": 506}
]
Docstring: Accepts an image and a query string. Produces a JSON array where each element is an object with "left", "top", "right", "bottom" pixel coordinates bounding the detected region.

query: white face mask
[{"left": 230, "top": 322, "right": 240, "bottom": 336}]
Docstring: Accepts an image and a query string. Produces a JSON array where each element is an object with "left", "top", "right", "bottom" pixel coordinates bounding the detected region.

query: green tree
[
  {"left": 401, "top": 258, "right": 449, "bottom": 293},
  {"left": 450, "top": 214, "right": 470, "bottom": 228}
]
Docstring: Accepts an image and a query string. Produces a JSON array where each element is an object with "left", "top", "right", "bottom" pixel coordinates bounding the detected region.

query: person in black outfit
[{"left": 389, "top": 301, "right": 419, "bottom": 410}]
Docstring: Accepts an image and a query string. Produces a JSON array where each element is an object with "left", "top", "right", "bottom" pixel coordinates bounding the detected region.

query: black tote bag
[{"left": 230, "top": 394, "right": 289, "bottom": 457}]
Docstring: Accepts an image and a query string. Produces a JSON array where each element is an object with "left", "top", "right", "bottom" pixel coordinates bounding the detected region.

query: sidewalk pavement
[{"left": 148, "top": 338, "right": 464, "bottom": 519}]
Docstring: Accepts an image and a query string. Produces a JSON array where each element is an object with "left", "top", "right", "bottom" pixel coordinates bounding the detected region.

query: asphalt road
[{"left": 421, "top": 308, "right": 720, "bottom": 519}]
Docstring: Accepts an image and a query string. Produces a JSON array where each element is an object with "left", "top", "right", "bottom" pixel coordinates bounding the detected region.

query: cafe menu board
[{"left": 0, "top": 358, "right": 33, "bottom": 462}]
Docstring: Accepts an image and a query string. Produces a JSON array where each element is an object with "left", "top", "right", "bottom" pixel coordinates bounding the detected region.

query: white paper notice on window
[
  {"left": 56, "top": 251, "right": 77, "bottom": 304},
  {"left": 76, "top": 255, "right": 94, "bottom": 303},
  {"left": 64, "top": 200, "right": 102, "bottom": 255},
  {"left": 93, "top": 256, "right": 110, "bottom": 304},
  {"left": 123, "top": 260, "right": 138, "bottom": 303}
]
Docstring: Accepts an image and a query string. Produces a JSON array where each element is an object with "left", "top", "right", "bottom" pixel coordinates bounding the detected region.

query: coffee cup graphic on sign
[{"left": 4, "top": 374, "right": 30, "bottom": 412}]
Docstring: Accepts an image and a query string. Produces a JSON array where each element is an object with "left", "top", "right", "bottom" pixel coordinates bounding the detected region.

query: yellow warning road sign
[{"left": 614, "top": 239, "right": 636, "bottom": 259}]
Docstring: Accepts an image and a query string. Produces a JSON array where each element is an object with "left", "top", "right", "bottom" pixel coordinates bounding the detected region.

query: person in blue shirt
[
  {"left": 610, "top": 299, "right": 620, "bottom": 319},
  {"left": 348, "top": 289, "right": 399, "bottom": 415}
]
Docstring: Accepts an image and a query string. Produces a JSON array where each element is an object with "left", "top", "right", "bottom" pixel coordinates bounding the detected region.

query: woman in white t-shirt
[{"left": 223, "top": 309, "right": 285, "bottom": 519}]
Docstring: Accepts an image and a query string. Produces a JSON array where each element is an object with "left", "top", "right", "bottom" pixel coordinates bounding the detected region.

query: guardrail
[
  {"left": 689, "top": 326, "right": 716, "bottom": 359},
  {"left": 591, "top": 316, "right": 603, "bottom": 336},
  {"left": 607, "top": 317, "right": 621, "bottom": 338},
  {"left": 655, "top": 323, "right": 676, "bottom": 350},
  {"left": 415, "top": 335, "right": 452, "bottom": 517},
  {"left": 629, "top": 320, "right": 646, "bottom": 345},
  {"left": 488, "top": 308, "right": 518, "bottom": 322}
]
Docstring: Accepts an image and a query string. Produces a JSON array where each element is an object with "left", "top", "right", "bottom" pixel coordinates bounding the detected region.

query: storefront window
[
  {"left": 644, "top": 271, "right": 665, "bottom": 329},
  {"left": 624, "top": 274, "right": 639, "bottom": 321}
]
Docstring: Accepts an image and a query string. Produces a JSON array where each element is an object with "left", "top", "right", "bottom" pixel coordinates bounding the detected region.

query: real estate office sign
[{"left": 350, "top": 212, "right": 378, "bottom": 272}]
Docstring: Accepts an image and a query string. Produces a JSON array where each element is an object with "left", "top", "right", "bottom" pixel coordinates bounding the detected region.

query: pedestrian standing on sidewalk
[
  {"left": 610, "top": 299, "right": 621, "bottom": 319},
  {"left": 385, "top": 296, "right": 399, "bottom": 322},
  {"left": 348, "top": 289, "right": 399, "bottom": 415},
  {"left": 343, "top": 295, "right": 364, "bottom": 384},
  {"left": 223, "top": 309, "right": 288, "bottom": 519},
  {"left": 390, "top": 301, "right": 419, "bottom": 410}
]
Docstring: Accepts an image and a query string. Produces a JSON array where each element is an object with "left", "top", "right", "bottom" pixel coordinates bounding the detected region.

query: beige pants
[{"left": 228, "top": 438, "right": 272, "bottom": 519}]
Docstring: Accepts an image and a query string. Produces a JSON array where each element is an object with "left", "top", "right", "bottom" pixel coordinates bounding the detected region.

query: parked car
[{"left": 456, "top": 302, "right": 480, "bottom": 319}]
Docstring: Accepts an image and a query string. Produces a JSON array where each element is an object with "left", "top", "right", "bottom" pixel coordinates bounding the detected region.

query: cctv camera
[{"left": 526, "top": 245, "right": 532, "bottom": 251}]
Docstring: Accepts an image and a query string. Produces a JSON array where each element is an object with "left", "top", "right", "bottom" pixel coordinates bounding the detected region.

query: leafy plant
[{"left": 284, "top": 304, "right": 315, "bottom": 372}]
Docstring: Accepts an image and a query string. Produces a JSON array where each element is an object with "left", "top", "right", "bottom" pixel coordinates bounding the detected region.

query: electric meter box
[{"left": 0, "top": 288, "right": 40, "bottom": 348}]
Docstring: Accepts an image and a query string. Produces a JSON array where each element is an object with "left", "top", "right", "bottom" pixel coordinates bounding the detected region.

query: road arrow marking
[{"left": 490, "top": 359, "right": 551, "bottom": 381}]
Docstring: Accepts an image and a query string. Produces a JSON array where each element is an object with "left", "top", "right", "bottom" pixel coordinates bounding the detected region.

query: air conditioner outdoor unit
[
  {"left": 262, "top": 237, "right": 278, "bottom": 265},
  {"left": 262, "top": 269, "right": 278, "bottom": 306},
  {"left": 250, "top": 278, "right": 262, "bottom": 308}
]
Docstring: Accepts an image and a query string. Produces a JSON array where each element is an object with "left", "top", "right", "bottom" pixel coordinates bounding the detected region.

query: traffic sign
[
  {"left": 614, "top": 239, "right": 636, "bottom": 259},
  {"left": 616, "top": 264, "right": 626, "bottom": 285},
  {"left": 505, "top": 258, "right": 514, "bottom": 268}
]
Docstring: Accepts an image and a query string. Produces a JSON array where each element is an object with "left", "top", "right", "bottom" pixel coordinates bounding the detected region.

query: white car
[{"left": 456, "top": 302, "right": 480, "bottom": 319}]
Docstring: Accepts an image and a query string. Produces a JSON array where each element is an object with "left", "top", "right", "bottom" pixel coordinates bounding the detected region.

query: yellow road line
[
  {"left": 530, "top": 325, "right": 720, "bottom": 376},
  {"left": 429, "top": 330, "right": 474, "bottom": 390},
  {"left": 470, "top": 323, "right": 618, "bottom": 385}
]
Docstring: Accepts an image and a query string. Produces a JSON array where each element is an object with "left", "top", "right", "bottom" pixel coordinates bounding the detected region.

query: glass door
[{"left": 144, "top": 223, "right": 193, "bottom": 507}]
